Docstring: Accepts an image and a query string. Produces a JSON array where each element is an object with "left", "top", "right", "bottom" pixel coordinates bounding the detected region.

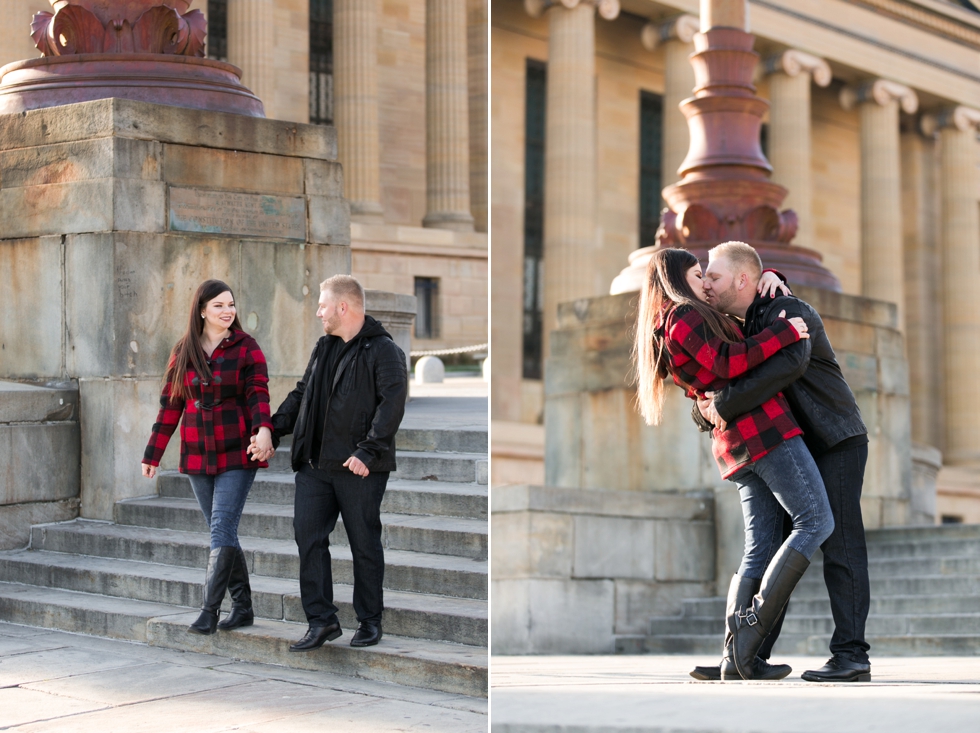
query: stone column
[
  {"left": 764, "top": 50, "right": 831, "bottom": 249},
  {"left": 641, "top": 14, "right": 698, "bottom": 187},
  {"left": 423, "top": 0, "right": 475, "bottom": 231},
  {"left": 334, "top": 0, "right": 384, "bottom": 222},
  {"left": 525, "top": 0, "right": 620, "bottom": 337},
  {"left": 227, "top": 0, "right": 275, "bottom": 111},
  {"left": 840, "top": 79, "right": 918, "bottom": 330},
  {"left": 468, "top": 0, "right": 489, "bottom": 232},
  {"left": 923, "top": 106, "right": 980, "bottom": 464}
]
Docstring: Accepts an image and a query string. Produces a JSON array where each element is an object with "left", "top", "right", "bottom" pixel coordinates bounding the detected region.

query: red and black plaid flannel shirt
[
  {"left": 663, "top": 304, "right": 804, "bottom": 479},
  {"left": 143, "top": 330, "right": 274, "bottom": 475}
]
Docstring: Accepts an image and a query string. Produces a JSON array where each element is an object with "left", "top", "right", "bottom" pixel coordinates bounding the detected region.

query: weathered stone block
[
  {"left": 0, "top": 423, "right": 80, "bottom": 505},
  {"left": 0, "top": 381, "right": 77, "bottom": 424},
  {"left": 544, "top": 394, "right": 582, "bottom": 488},
  {"left": 0, "top": 499, "right": 78, "bottom": 550},
  {"left": 0, "top": 236, "right": 64, "bottom": 378},
  {"left": 0, "top": 138, "right": 162, "bottom": 188},
  {"left": 879, "top": 355, "right": 910, "bottom": 397},
  {"left": 613, "top": 580, "right": 715, "bottom": 635},
  {"left": 838, "top": 351, "right": 879, "bottom": 393},
  {"left": 491, "top": 511, "right": 573, "bottom": 579},
  {"left": 572, "top": 515, "right": 654, "bottom": 580},
  {"left": 163, "top": 145, "right": 305, "bottom": 195},
  {"left": 655, "top": 520, "right": 715, "bottom": 581},
  {"left": 303, "top": 159, "right": 344, "bottom": 197},
  {"left": 308, "top": 196, "right": 351, "bottom": 245},
  {"left": 713, "top": 486, "right": 745, "bottom": 587},
  {"left": 822, "top": 318, "right": 876, "bottom": 355},
  {"left": 113, "top": 179, "right": 167, "bottom": 232}
]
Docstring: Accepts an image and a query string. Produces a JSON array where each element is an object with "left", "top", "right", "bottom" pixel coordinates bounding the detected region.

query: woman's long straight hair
[
  {"left": 633, "top": 248, "right": 742, "bottom": 426},
  {"left": 163, "top": 280, "right": 243, "bottom": 403}
]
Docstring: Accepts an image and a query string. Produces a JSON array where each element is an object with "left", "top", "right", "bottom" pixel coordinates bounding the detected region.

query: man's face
[
  {"left": 316, "top": 290, "right": 343, "bottom": 335},
  {"left": 703, "top": 257, "right": 739, "bottom": 314}
]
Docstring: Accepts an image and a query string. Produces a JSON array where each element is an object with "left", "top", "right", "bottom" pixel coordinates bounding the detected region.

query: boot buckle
[{"left": 738, "top": 610, "right": 759, "bottom": 627}]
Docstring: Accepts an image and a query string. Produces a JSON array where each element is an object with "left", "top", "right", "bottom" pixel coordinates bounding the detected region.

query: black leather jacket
[
  {"left": 694, "top": 294, "right": 867, "bottom": 455},
  {"left": 271, "top": 316, "right": 408, "bottom": 472}
]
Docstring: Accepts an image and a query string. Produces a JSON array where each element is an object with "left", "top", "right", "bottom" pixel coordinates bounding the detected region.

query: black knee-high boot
[
  {"left": 721, "top": 574, "right": 759, "bottom": 680},
  {"left": 189, "top": 546, "right": 237, "bottom": 635},
  {"left": 217, "top": 547, "right": 255, "bottom": 630},
  {"left": 729, "top": 546, "right": 810, "bottom": 680}
]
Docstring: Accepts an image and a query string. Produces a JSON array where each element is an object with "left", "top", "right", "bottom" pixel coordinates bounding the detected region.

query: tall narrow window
[
  {"left": 760, "top": 122, "right": 770, "bottom": 159},
  {"left": 207, "top": 0, "right": 228, "bottom": 62},
  {"left": 415, "top": 278, "right": 440, "bottom": 339},
  {"left": 523, "top": 60, "right": 547, "bottom": 380},
  {"left": 309, "top": 0, "right": 334, "bottom": 125},
  {"left": 639, "top": 91, "right": 664, "bottom": 249}
]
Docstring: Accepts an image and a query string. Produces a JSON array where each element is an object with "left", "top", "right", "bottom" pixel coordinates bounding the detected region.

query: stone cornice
[
  {"left": 640, "top": 14, "right": 699, "bottom": 51},
  {"left": 763, "top": 49, "right": 832, "bottom": 87},
  {"left": 846, "top": 0, "right": 980, "bottom": 50},
  {"left": 524, "top": 0, "right": 621, "bottom": 21},
  {"left": 840, "top": 78, "right": 919, "bottom": 113},
  {"left": 921, "top": 105, "right": 980, "bottom": 135}
]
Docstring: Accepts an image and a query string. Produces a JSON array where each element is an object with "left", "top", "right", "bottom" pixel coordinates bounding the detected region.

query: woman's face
[
  {"left": 685, "top": 264, "right": 708, "bottom": 303},
  {"left": 202, "top": 291, "right": 236, "bottom": 332}
]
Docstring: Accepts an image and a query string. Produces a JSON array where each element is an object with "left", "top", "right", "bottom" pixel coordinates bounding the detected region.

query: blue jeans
[
  {"left": 187, "top": 469, "right": 257, "bottom": 550},
  {"left": 731, "top": 436, "right": 834, "bottom": 579}
]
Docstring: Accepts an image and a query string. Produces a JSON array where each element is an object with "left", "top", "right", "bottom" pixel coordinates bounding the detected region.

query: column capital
[
  {"left": 763, "top": 49, "right": 831, "bottom": 87},
  {"left": 921, "top": 105, "right": 980, "bottom": 135},
  {"left": 840, "top": 79, "right": 918, "bottom": 114},
  {"left": 640, "top": 14, "right": 699, "bottom": 51},
  {"left": 525, "top": 0, "right": 620, "bottom": 21}
]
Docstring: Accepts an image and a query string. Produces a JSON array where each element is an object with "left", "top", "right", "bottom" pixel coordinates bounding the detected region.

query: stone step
[
  {"left": 648, "top": 612, "right": 980, "bottom": 638},
  {"left": 864, "top": 538, "right": 980, "bottom": 559},
  {"left": 267, "top": 448, "right": 489, "bottom": 485},
  {"left": 0, "top": 549, "right": 486, "bottom": 646},
  {"left": 628, "top": 632, "right": 980, "bottom": 657},
  {"left": 865, "top": 523, "right": 980, "bottom": 544},
  {"left": 792, "top": 574, "right": 980, "bottom": 598},
  {"left": 114, "top": 496, "right": 488, "bottom": 560},
  {"left": 32, "top": 520, "right": 487, "bottom": 600},
  {"left": 0, "top": 581, "right": 487, "bottom": 696},
  {"left": 397, "top": 427, "right": 488, "bottom": 454},
  {"left": 157, "top": 471, "right": 487, "bottom": 520},
  {"left": 678, "top": 592, "right": 980, "bottom": 618}
]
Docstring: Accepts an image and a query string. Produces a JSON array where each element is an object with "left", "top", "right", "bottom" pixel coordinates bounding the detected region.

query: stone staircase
[
  {"left": 0, "top": 424, "right": 488, "bottom": 697},
  {"left": 623, "top": 524, "right": 980, "bottom": 656}
]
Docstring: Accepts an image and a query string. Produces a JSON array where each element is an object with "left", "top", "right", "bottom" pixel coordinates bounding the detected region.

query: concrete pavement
[
  {"left": 0, "top": 621, "right": 487, "bottom": 731},
  {"left": 491, "top": 654, "right": 980, "bottom": 732}
]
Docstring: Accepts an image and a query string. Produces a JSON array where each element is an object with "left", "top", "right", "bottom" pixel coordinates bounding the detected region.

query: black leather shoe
[
  {"left": 690, "top": 657, "right": 791, "bottom": 681},
  {"left": 801, "top": 655, "right": 871, "bottom": 682},
  {"left": 350, "top": 621, "right": 382, "bottom": 647},
  {"left": 289, "top": 621, "right": 342, "bottom": 652}
]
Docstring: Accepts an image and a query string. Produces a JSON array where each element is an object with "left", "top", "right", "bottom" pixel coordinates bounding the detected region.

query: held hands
[
  {"left": 758, "top": 271, "right": 792, "bottom": 299},
  {"left": 779, "top": 310, "right": 809, "bottom": 339},
  {"left": 247, "top": 427, "right": 275, "bottom": 462},
  {"left": 698, "top": 392, "right": 727, "bottom": 433},
  {"left": 344, "top": 455, "right": 370, "bottom": 477},
  {"left": 141, "top": 463, "right": 157, "bottom": 479}
]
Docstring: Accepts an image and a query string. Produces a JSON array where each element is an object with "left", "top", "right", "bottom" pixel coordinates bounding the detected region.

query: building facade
[
  {"left": 1, "top": 0, "right": 488, "bottom": 357},
  {"left": 491, "top": 0, "right": 980, "bottom": 523}
]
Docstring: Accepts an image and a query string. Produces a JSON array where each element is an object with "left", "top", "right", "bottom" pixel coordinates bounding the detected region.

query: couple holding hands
[
  {"left": 634, "top": 242, "right": 871, "bottom": 683},
  {"left": 141, "top": 275, "right": 408, "bottom": 651}
]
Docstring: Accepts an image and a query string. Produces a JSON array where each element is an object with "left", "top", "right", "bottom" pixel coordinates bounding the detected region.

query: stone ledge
[
  {"left": 490, "top": 484, "right": 713, "bottom": 522},
  {"left": 0, "top": 381, "right": 78, "bottom": 424}
]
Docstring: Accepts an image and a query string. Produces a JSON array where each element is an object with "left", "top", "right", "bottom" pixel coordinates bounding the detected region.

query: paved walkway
[
  {"left": 404, "top": 375, "right": 488, "bottom": 432},
  {"left": 0, "top": 622, "right": 487, "bottom": 731},
  {"left": 492, "top": 655, "right": 980, "bottom": 732}
]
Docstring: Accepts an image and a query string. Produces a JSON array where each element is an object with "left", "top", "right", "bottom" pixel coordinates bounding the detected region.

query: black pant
[
  {"left": 758, "top": 443, "right": 870, "bottom": 663},
  {"left": 293, "top": 463, "right": 389, "bottom": 626}
]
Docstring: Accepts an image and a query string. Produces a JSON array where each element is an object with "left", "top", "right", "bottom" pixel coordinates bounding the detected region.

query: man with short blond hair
[{"left": 258, "top": 273, "right": 407, "bottom": 652}]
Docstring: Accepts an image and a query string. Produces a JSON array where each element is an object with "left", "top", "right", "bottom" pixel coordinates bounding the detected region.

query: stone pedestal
[
  {"left": 0, "top": 98, "right": 351, "bottom": 520},
  {"left": 541, "top": 286, "right": 914, "bottom": 592},
  {"left": 0, "top": 381, "right": 80, "bottom": 549},
  {"left": 365, "top": 290, "right": 417, "bottom": 376},
  {"left": 491, "top": 484, "right": 714, "bottom": 654}
]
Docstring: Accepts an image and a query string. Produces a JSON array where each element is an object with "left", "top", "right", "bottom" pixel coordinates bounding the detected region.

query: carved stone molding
[
  {"left": 524, "top": 0, "right": 620, "bottom": 21},
  {"left": 640, "top": 14, "right": 699, "bottom": 51},
  {"left": 921, "top": 105, "right": 980, "bottom": 135},
  {"left": 763, "top": 49, "right": 832, "bottom": 87},
  {"left": 840, "top": 79, "right": 919, "bottom": 114},
  {"left": 31, "top": 0, "right": 205, "bottom": 57}
]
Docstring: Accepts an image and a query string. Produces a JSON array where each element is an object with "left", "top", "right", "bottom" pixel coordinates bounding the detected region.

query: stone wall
[
  {"left": 491, "top": 484, "right": 714, "bottom": 654},
  {"left": 0, "top": 381, "right": 80, "bottom": 549},
  {"left": 0, "top": 98, "right": 350, "bottom": 520}
]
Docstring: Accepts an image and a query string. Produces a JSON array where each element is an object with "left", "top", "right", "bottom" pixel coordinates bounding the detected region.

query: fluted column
[
  {"left": 334, "top": 0, "right": 384, "bottom": 222},
  {"left": 764, "top": 50, "right": 831, "bottom": 249},
  {"left": 423, "top": 0, "right": 475, "bottom": 231},
  {"left": 923, "top": 107, "right": 980, "bottom": 463},
  {"left": 468, "top": 0, "right": 488, "bottom": 232},
  {"left": 525, "top": 0, "right": 620, "bottom": 336},
  {"left": 841, "top": 79, "right": 918, "bottom": 330},
  {"left": 641, "top": 14, "right": 698, "bottom": 187},
  {"left": 227, "top": 0, "right": 275, "bottom": 112}
]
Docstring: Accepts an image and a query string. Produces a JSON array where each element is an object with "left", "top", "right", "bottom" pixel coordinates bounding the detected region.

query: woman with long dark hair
[
  {"left": 141, "top": 279, "right": 273, "bottom": 635},
  {"left": 633, "top": 247, "right": 834, "bottom": 680}
]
